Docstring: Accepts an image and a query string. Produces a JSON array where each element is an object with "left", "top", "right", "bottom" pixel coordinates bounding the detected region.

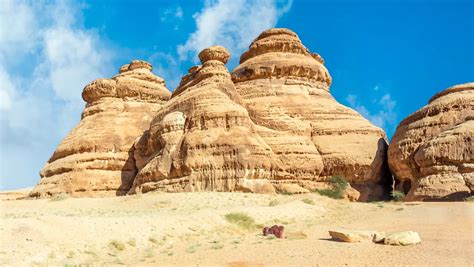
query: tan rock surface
[
  {"left": 384, "top": 231, "right": 421, "bottom": 246},
  {"left": 329, "top": 229, "right": 385, "bottom": 243},
  {"left": 388, "top": 82, "right": 474, "bottom": 201},
  {"left": 130, "top": 46, "right": 279, "bottom": 193},
  {"left": 30, "top": 61, "right": 171, "bottom": 197},
  {"left": 231, "top": 28, "right": 391, "bottom": 200}
]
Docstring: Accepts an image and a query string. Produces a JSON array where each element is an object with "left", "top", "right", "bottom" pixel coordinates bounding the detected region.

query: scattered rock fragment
[
  {"left": 383, "top": 231, "right": 421, "bottom": 246},
  {"left": 328, "top": 229, "right": 385, "bottom": 243},
  {"left": 263, "top": 225, "right": 285, "bottom": 239}
]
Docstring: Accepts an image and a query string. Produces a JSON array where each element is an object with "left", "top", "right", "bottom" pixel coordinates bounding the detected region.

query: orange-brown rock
[
  {"left": 30, "top": 60, "right": 171, "bottom": 197},
  {"left": 388, "top": 83, "right": 474, "bottom": 201},
  {"left": 130, "top": 46, "right": 279, "bottom": 193},
  {"left": 231, "top": 28, "right": 391, "bottom": 200}
]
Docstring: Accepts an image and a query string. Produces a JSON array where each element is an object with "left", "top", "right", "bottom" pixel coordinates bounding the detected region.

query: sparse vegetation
[
  {"left": 186, "top": 243, "right": 200, "bottom": 253},
  {"left": 210, "top": 241, "right": 224, "bottom": 250},
  {"left": 224, "top": 212, "right": 258, "bottom": 230},
  {"left": 66, "top": 250, "right": 75, "bottom": 258},
  {"left": 149, "top": 236, "right": 166, "bottom": 246},
  {"left": 50, "top": 193, "right": 69, "bottom": 201},
  {"left": 109, "top": 240, "right": 126, "bottom": 251},
  {"left": 127, "top": 238, "right": 136, "bottom": 247},
  {"left": 301, "top": 198, "right": 314, "bottom": 205},
  {"left": 268, "top": 199, "right": 280, "bottom": 207},
  {"left": 465, "top": 196, "right": 474, "bottom": 202},
  {"left": 391, "top": 190, "right": 406, "bottom": 202},
  {"left": 314, "top": 175, "right": 348, "bottom": 199}
]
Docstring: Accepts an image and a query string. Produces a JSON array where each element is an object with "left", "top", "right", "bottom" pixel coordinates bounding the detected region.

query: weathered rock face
[
  {"left": 30, "top": 61, "right": 171, "bottom": 197},
  {"left": 131, "top": 29, "right": 391, "bottom": 200},
  {"left": 388, "top": 83, "right": 474, "bottom": 201},
  {"left": 231, "top": 28, "right": 391, "bottom": 200},
  {"left": 130, "top": 46, "right": 279, "bottom": 193}
]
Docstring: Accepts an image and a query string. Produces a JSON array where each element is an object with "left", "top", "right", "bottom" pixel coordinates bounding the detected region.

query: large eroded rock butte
[
  {"left": 131, "top": 46, "right": 279, "bottom": 194},
  {"left": 231, "top": 28, "right": 392, "bottom": 200},
  {"left": 131, "top": 29, "right": 392, "bottom": 200},
  {"left": 31, "top": 61, "right": 171, "bottom": 197},
  {"left": 388, "top": 82, "right": 474, "bottom": 201}
]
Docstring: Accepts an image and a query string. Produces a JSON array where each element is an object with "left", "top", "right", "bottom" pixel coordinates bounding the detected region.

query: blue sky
[{"left": 0, "top": 0, "right": 472, "bottom": 190}]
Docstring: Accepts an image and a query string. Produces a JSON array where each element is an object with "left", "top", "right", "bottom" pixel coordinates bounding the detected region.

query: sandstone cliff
[
  {"left": 30, "top": 61, "right": 171, "bottom": 197},
  {"left": 231, "top": 28, "right": 392, "bottom": 200},
  {"left": 388, "top": 83, "right": 474, "bottom": 201}
]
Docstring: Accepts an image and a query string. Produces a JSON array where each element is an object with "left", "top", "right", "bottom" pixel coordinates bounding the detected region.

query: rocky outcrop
[
  {"left": 130, "top": 29, "right": 391, "bottom": 200},
  {"left": 231, "top": 28, "right": 392, "bottom": 200},
  {"left": 130, "top": 46, "right": 278, "bottom": 193},
  {"left": 30, "top": 60, "right": 171, "bottom": 197},
  {"left": 31, "top": 28, "right": 394, "bottom": 200},
  {"left": 388, "top": 83, "right": 474, "bottom": 201}
]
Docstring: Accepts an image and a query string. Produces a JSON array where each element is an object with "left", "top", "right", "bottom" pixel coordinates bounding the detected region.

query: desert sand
[{"left": 0, "top": 190, "right": 473, "bottom": 266}]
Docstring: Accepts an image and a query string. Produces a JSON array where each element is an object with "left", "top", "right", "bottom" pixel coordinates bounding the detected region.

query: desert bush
[
  {"left": 50, "top": 193, "right": 69, "bottom": 201},
  {"left": 127, "top": 238, "right": 136, "bottom": 247},
  {"left": 391, "top": 190, "right": 406, "bottom": 202},
  {"left": 314, "top": 175, "right": 348, "bottom": 199},
  {"left": 268, "top": 199, "right": 280, "bottom": 207},
  {"left": 225, "top": 212, "right": 258, "bottom": 230},
  {"left": 301, "top": 198, "right": 314, "bottom": 205},
  {"left": 465, "top": 196, "right": 474, "bottom": 202},
  {"left": 109, "top": 240, "right": 126, "bottom": 251}
]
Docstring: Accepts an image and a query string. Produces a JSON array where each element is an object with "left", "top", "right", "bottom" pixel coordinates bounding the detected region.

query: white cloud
[
  {"left": 345, "top": 88, "right": 398, "bottom": 133},
  {"left": 177, "top": 0, "right": 293, "bottom": 62},
  {"left": 0, "top": 66, "right": 16, "bottom": 111},
  {"left": 161, "top": 6, "right": 184, "bottom": 22},
  {"left": 0, "top": 0, "right": 111, "bottom": 189},
  {"left": 0, "top": 0, "right": 38, "bottom": 57}
]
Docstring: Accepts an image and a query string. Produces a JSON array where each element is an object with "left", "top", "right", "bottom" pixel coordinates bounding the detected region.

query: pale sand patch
[{"left": 0, "top": 191, "right": 472, "bottom": 266}]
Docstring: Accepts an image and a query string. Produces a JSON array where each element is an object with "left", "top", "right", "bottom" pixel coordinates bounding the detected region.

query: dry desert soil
[{"left": 0, "top": 189, "right": 473, "bottom": 266}]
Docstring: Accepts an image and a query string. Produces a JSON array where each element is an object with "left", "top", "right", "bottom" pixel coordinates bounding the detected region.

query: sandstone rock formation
[
  {"left": 231, "top": 28, "right": 391, "bottom": 200},
  {"left": 388, "top": 83, "right": 474, "bottom": 201},
  {"left": 131, "top": 29, "right": 392, "bottom": 200},
  {"left": 130, "top": 46, "right": 279, "bottom": 193},
  {"left": 30, "top": 60, "right": 171, "bottom": 197}
]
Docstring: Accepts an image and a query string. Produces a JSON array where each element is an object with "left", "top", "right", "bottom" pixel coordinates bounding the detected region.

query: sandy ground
[{"left": 0, "top": 189, "right": 473, "bottom": 266}]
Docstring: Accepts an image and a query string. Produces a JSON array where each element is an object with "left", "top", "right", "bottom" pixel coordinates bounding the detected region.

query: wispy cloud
[
  {"left": 345, "top": 85, "right": 398, "bottom": 136},
  {"left": 177, "top": 0, "right": 293, "bottom": 63},
  {"left": 0, "top": 0, "right": 112, "bottom": 189},
  {"left": 160, "top": 6, "right": 184, "bottom": 22}
]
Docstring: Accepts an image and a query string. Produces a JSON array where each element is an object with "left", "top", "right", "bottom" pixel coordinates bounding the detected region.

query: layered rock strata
[
  {"left": 388, "top": 83, "right": 474, "bottom": 201},
  {"left": 130, "top": 46, "right": 279, "bottom": 193},
  {"left": 132, "top": 29, "right": 392, "bottom": 200},
  {"left": 30, "top": 60, "right": 171, "bottom": 197},
  {"left": 231, "top": 28, "right": 391, "bottom": 200}
]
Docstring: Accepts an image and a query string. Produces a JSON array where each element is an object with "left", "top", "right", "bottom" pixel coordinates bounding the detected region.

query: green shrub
[
  {"left": 268, "top": 199, "right": 280, "bottom": 207},
  {"left": 50, "top": 193, "right": 69, "bottom": 201},
  {"left": 224, "top": 212, "right": 257, "bottom": 230},
  {"left": 109, "top": 240, "right": 125, "bottom": 251},
  {"left": 391, "top": 190, "right": 406, "bottom": 202},
  {"left": 314, "top": 175, "right": 348, "bottom": 199}
]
